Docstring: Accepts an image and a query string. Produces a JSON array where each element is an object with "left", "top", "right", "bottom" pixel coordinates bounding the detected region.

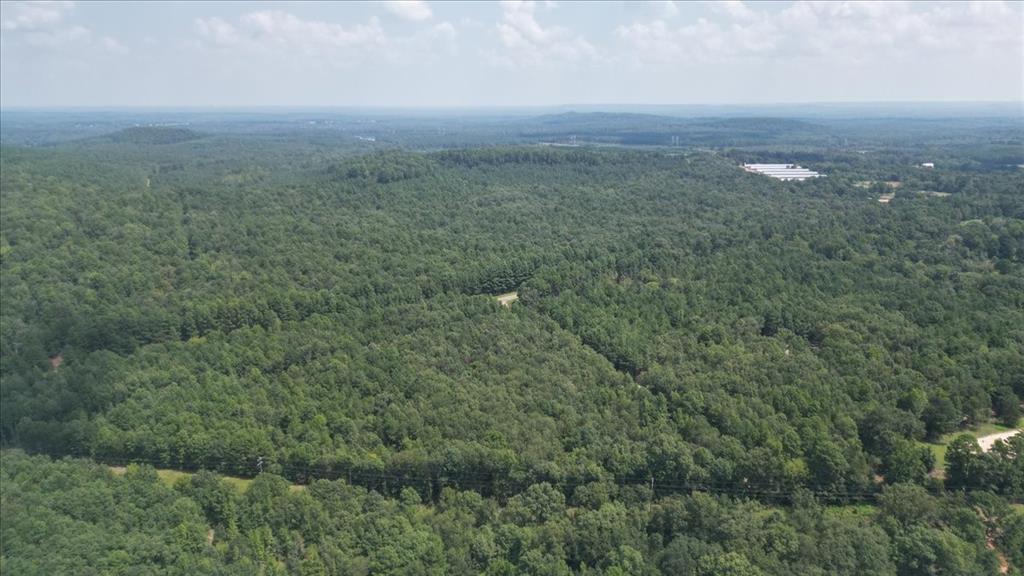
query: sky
[{"left": 1, "top": 0, "right": 1022, "bottom": 108}]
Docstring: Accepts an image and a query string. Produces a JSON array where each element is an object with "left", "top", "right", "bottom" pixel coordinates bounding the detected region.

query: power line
[{"left": 40, "top": 448, "right": 886, "bottom": 504}]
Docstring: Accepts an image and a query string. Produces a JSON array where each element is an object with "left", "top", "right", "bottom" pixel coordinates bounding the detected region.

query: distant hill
[
  {"left": 108, "top": 126, "right": 203, "bottom": 144},
  {"left": 531, "top": 111, "right": 676, "bottom": 127},
  {"left": 520, "top": 112, "right": 832, "bottom": 146}
]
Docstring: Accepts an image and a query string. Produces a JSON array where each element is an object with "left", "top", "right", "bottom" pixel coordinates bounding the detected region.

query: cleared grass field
[
  {"left": 108, "top": 464, "right": 305, "bottom": 493},
  {"left": 923, "top": 419, "right": 1022, "bottom": 473}
]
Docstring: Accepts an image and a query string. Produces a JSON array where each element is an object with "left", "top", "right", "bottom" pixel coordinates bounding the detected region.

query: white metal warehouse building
[{"left": 743, "top": 164, "right": 821, "bottom": 181}]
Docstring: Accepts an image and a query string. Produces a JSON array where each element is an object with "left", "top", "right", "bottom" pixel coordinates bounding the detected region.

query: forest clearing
[
  {"left": 496, "top": 291, "right": 519, "bottom": 307},
  {"left": 925, "top": 420, "right": 1023, "bottom": 473},
  {"left": 979, "top": 429, "right": 1023, "bottom": 452}
]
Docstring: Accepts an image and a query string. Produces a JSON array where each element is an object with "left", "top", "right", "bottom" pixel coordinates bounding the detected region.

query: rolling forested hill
[{"left": 1, "top": 116, "right": 1023, "bottom": 574}]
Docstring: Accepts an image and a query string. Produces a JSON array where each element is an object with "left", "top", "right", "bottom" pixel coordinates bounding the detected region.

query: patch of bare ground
[
  {"left": 496, "top": 292, "right": 519, "bottom": 307},
  {"left": 855, "top": 180, "right": 901, "bottom": 189},
  {"left": 978, "top": 429, "right": 1022, "bottom": 452},
  {"left": 985, "top": 538, "right": 1011, "bottom": 574},
  {"left": 979, "top": 507, "right": 1012, "bottom": 574}
]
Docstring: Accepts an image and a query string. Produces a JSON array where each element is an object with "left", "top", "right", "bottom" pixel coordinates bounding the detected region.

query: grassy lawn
[
  {"left": 221, "top": 475, "right": 257, "bottom": 492},
  {"left": 109, "top": 465, "right": 289, "bottom": 493},
  {"left": 154, "top": 468, "right": 191, "bottom": 487},
  {"left": 157, "top": 469, "right": 304, "bottom": 492},
  {"left": 823, "top": 503, "right": 877, "bottom": 518},
  {"left": 923, "top": 419, "right": 1022, "bottom": 473}
]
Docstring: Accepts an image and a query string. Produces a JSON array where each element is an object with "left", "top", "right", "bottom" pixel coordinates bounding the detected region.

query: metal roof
[{"left": 743, "top": 163, "right": 821, "bottom": 180}]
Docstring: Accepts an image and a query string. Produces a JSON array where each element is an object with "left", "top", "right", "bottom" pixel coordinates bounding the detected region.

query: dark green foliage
[
  {"left": 329, "top": 150, "right": 437, "bottom": 183},
  {"left": 924, "top": 396, "right": 960, "bottom": 441},
  {"left": 946, "top": 435, "right": 1024, "bottom": 499},
  {"left": 3, "top": 133, "right": 1022, "bottom": 496},
  {"left": 109, "top": 126, "right": 203, "bottom": 145},
  {"left": 5, "top": 452, "right": 1014, "bottom": 575},
  {"left": 2, "top": 115, "right": 1023, "bottom": 573},
  {"left": 877, "top": 484, "right": 1004, "bottom": 576},
  {"left": 993, "top": 387, "right": 1022, "bottom": 428},
  {"left": 436, "top": 146, "right": 606, "bottom": 167},
  {"left": 0, "top": 452, "right": 229, "bottom": 575}
]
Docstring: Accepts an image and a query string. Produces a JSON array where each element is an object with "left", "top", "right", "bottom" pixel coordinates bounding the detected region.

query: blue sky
[{"left": 2, "top": 1, "right": 1022, "bottom": 107}]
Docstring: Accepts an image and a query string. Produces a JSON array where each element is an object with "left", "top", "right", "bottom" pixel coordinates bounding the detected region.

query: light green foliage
[{"left": 1, "top": 451, "right": 1015, "bottom": 576}]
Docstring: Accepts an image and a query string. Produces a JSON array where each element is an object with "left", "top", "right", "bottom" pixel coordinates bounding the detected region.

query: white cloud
[
  {"left": 490, "top": 0, "right": 598, "bottom": 67},
  {"left": 1, "top": 0, "right": 74, "bottom": 31},
  {"left": 194, "top": 10, "right": 457, "bottom": 67},
  {"left": 196, "top": 11, "right": 387, "bottom": 56},
  {"left": 617, "top": 0, "right": 1024, "bottom": 65},
  {"left": 3, "top": 1, "right": 1020, "bottom": 106},
  {"left": 100, "top": 35, "right": 127, "bottom": 53},
  {"left": 430, "top": 20, "right": 456, "bottom": 43},
  {"left": 1, "top": 1, "right": 126, "bottom": 52},
  {"left": 241, "top": 11, "right": 386, "bottom": 51},
  {"left": 615, "top": 14, "right": 778, "bottom": 65},
  {"left": 194, "top": 17, "right": 240, "bottom": 46},
  {"left": 711, "top": 1, "right": 755, "bottom": 22},
  {"left": 652, "top": 1, "right": 679, "bottom": 19},
  {"left": 19, "top": 24, "right": 89, "bottom": 47},
  {"left": 383, "top": 1, "right": 433, "bottom": 22}
]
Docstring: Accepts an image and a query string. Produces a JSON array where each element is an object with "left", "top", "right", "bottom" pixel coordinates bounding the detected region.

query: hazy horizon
[
  {"left": 4, "top": 102, "right": 1022, "bottom": 123},
  {"left": 3, "top": 100, "right": 1022, "bottom": 109}
]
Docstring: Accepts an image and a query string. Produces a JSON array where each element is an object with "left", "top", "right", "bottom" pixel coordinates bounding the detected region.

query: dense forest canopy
[{"left": 1, "top": 111, "right": 1023, "bottom": 574}]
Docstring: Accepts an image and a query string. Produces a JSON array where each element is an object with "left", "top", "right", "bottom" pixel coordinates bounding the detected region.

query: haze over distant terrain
[{"left": 2, "top": 0, "right": 1022, "bottom": 107}]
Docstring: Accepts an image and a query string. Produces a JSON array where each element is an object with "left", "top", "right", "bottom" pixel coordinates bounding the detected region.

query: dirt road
[{"left": 977, "top": 429, "right": 1021, "bottom": 452}]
